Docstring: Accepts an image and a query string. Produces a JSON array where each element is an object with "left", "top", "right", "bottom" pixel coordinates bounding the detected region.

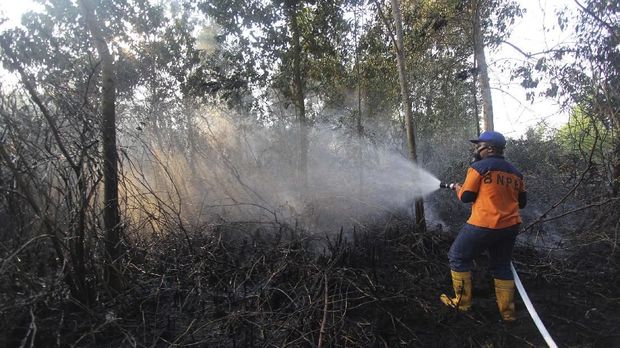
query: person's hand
[{"left": 453, "top": 183, "right": 462, "bottom": 192}]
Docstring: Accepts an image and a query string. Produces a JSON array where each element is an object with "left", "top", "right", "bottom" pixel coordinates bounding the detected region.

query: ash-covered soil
[{"left": 2, "top": 219, "right": 619, "bottom": 347}]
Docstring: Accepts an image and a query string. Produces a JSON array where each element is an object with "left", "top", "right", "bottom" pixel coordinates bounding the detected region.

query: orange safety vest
[{"left": 458, "top": 155, "right": 525, "bottom": 229}]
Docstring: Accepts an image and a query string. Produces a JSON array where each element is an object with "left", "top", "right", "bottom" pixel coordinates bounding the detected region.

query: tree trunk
[
  {"left": 288, "top": 2, "right": 309, "bottom": 194},
  {"left": 355, "top": 6, "right": 365, "bottom": 201},
  {"left": 473, "top": 0, "right": 494, "bottom": 131},
  {"left": 79, "top": 0, "right": 123, "bottom": 292},
  {"left": 390, "top": 0, "right": 426, "bottom": 231},
  {"left": 611, "top": 94, "right": 620, "bottom": 197},
  {"left": 613, "top": 141, "right": 620, "bottom": 196},
  {"left": 471, "top": 55, "right": 481, "bottom": 136}
]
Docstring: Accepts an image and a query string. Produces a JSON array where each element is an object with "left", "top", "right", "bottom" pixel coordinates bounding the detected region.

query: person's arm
[
  {"left": 456, "top": 167, "right": 481, "bottom": 203},
  {"left": 460, "top": 189, "right": 477, "bottom": 203}
]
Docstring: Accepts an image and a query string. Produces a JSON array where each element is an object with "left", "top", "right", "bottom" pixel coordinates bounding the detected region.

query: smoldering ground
[{"left": 119, "top": 106, "right": 442, "bottom": 236}]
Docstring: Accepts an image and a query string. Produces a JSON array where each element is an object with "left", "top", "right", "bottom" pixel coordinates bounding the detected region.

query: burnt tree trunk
[{"left": 79, "top": 0, "right": 123, "bottom": 292}]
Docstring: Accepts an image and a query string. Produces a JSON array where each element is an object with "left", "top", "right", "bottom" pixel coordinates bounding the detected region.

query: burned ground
[{"left": 2, "top": 210, "right": 619, "bottom": 347}]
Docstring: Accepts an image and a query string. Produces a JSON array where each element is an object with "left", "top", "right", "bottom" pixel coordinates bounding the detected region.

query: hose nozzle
[{"left": 440, "top": 182, "right": 457, "bottom": 190}]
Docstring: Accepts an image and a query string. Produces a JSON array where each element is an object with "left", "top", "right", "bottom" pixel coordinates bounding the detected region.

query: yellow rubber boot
[
  {"left": 494, "top": 279, "right": 516, "bottom": 321},
  {"left": 440, "top": 270, "right": 472, "bottom": 311}
]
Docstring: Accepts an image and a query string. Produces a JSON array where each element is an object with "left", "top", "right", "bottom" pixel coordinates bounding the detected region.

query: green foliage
[
  {"left": 509, "top": 0, "right": 619, "bottom": 195},
  {"left": 477, "top": 0, "right": 523, "bottom": 48},
  {"left": 196, "top": 0, "right": 355, "bottom": 123},
  {"left": 512, "top": 1, "right": 618, "bottom": 129},
  {"left": 557, "top": 106, "right": 614, "bottom": 156},
  {"left": 556, "top": 106, "right": 615, "bottom": 192}
]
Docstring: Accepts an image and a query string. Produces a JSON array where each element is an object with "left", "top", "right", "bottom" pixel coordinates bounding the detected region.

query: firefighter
[{"left": 440, "top": 130, "right": 527, "bottom": 321}]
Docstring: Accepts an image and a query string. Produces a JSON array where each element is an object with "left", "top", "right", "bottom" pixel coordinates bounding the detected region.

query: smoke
[{"left": 121, "top": 107, "right": 442, "bottom": 235}]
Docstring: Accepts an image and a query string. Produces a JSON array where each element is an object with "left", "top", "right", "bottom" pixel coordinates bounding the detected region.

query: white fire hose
[{"left": 511, "top": 262, "right": 559, "bottom": 348}]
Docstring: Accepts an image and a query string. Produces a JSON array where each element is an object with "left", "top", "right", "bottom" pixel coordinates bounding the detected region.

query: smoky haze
[{"left": 120, "top": 107, "right": 441, "bottom": 235}]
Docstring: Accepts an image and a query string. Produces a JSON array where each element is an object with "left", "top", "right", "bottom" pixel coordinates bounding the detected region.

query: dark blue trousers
[{"left": 448, "top": 223, "right": 520, "bottom": 280}]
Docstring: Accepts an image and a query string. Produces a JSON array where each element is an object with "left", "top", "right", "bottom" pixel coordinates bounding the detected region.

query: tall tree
[
  {"left": 390, "top": 0, "right": 426, "bottom": 230},
  {"left": 472, "top": 0, "right": 494, "bottom": 131},
  {"left": 462, "top": 0, "right": 522, "bottom": 133},
  {"left": 0, "top": 0, "right": 203, "bottom": 303},
  {"left": 285, "top": 0, "right": 309, "bottom": 191},
  {"left": 79, "top": 0, "right": 123, "bottom": 291},
  {"left": 198, "top": 0, "right": 352, "bottom": 194}
]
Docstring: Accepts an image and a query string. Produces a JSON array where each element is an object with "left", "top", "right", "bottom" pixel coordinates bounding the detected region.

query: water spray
[{"left": 439, "top": 182, "right": 457, "bottom": 190}]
